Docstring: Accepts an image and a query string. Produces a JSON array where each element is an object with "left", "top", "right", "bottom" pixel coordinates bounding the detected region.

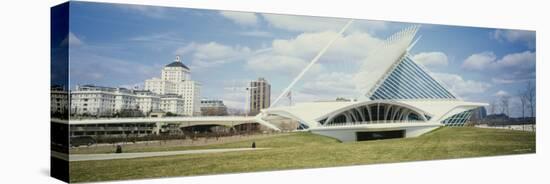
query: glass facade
[
  {"left": 441, "top": 109, "right": 474, "bottom": 126},
  {"left": 371, "top": 56, "right": 456, "bottom": 100}
]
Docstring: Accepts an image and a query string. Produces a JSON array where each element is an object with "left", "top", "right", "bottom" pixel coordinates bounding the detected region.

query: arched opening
[{"left": 323, "top": 102, "right": 427, "bottom": 126}]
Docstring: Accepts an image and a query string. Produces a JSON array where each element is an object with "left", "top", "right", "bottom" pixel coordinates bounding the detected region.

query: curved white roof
[{"left": 261, "top": 99, "right": 486, "bottom": 129}]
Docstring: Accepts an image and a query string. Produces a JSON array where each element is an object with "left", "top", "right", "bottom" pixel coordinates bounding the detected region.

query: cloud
[
  {"left": 246, "top": 54, "right": 318, "bottom": 75},
  {"left": 69, "top": 52, "right": 159, "bottom": 87},
  {"left": 244, "top": 30, "right": 382, "bottom": 75},
  {"left": 262, "top": 14, "right": 346, "bottom": 32},
  {"left": 462, "top": 51, "right": 535, "bottom": 85},
  {"left": 492, "top": 29, "right": 535, "bottom": 48},
  {"left": 494, "top": 90, "right": 509, "bottom": 97},
  {"left": 239, "top": 30, "right": 273, "bottom": 37},
  {"left": 129, "top": 32, "right": 185, "bottom": 44},
  {"left": 118, "top": 4, "right": 168, "bottom": 19},
  {"left": 271, "top": 31, "right": 383, "bottom": 62},
  {"left": 412, "top": 52, "right": 448, "bottom": 67},
  {"left": 491, "top": 77, "right": 531, "bottom": 84},
  {"left": 261, "top": 14, "right": 387, "bottom": 33},
  {"left": 496, "top": 51, "right": 536, "bottom": 69},
  {"left": 432, "top": 73, "right": 491, "bottom": 96},
  {"left": 462, "top": 51, "right": 535, "bottom": 70},
  {"left": 462, "top": 51, "right": 496, "bottom": 70},
  {"left": 219, "top": 11, "right": 258, "bottom": 26},
  {"left": 174, "top": 42, "right": 252, "bottom": 68},
  {"left": 61, "top": 32, "right": 83, "bottom": 47},
  {"left": 299, "top": 72, "right": 358, "bottom": 98}
]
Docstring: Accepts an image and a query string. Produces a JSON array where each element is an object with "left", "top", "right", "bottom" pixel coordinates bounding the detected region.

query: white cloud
[
  {"left": 220, "top": 11, "right": 258, "bottom": 26},
  {"left": 271, "top": 31, "right": 383, "bottom": 62},
  {"left": 432, "top": 73, "right": 491, "bottom": 96},
  {"left": 61, "top": 32, "right": 83, "bottom": 47},
  {"left": 496, "top": 51, "right": 536, "bottom": 69},
  {"left": 299, "top": 72, "right": 358, "bottom": 98},
  {"left": 246, "top": 54, "right": 316, "bottom": 74},
  {"left": 129, "top": 32, "right": 185, "bottom": 44},
  {"left": 244, "top": 30, "right": 382, "bottom": 75},
  {"left": 491, "top": 77, "right": 531, "bottom": 84},
  {"left": 462, "top": 51, "right": 535, "bottom": 70},
  {"left": 262, "top": 14, "right": 345, "bottom": 32},
  {"left": 492, "top": 29, "right": 535, "bottom": 48},
  {"left": 412, "top": 52, "right": 448, "bottom": 67},
  {"left": 494, "top": 90, "right": 509, "bottom": 97},
  {"left": 69, "top": 52, "right": 159, "bottom": 86},
  {"left": 69, "top": 32, "right": 83, "bottom": 46},
  {"left": 261, "top": 14, "right": 387, "bottom": 33},
  {"left": 462, "top": 51, "right": 496, "bottom": 70},
  {"left": 239, "top": 30, "right": 273, "bottom": 37},
  {"left": 174, "top": 42, "right": 252, "bottom": 68},
  {"left": 119, "top": 4, "right": 167, "bottom": 19}
]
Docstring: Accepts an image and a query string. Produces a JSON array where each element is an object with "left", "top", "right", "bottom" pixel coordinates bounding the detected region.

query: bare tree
[
  {"left": 499, "top": 95, "right": 510, "bottom": 116},
  {"left": 525, "top": 81, "right": 536, "bottom": 118},
  {"left": 518, "top": 89, "right": 528, "bottom": 119},
  {"left": 489, "top": 100, "right": 497, "bottom": 115}
]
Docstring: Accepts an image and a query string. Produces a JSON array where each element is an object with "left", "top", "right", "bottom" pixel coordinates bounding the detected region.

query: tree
[
  {"left": 518, "top": 89, "right": 528, "bottom": 119},
  {"left": 525, "top": 81, "right": 536, "bottom": 119},
  {"left": 489, "top": 100, "right": 497, "bottom": 115},
  {"left": 499, "top": 95, "right": 510, "bottom": 116}
]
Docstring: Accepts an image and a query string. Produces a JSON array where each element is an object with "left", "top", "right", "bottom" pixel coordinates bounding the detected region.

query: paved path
[{"left": 68, "top": 148, "right": 269, "bottom": 161}]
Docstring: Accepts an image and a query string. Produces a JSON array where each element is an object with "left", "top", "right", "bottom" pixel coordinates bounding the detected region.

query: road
[{"left": 66, "top": 148, "right": 269, "bottom": 161}]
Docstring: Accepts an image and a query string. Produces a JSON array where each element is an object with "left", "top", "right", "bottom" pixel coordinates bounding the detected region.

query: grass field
[{"left": 69, "top": 127, "right": 535, "bottom": 183}]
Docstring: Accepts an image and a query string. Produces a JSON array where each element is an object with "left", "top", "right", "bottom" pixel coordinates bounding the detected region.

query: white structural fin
[
  {"left": 407, "top": 35, "right": 422, "bottom": 51},
  {"left": 270, "top": 19, "right": 354, "bottom": 108},
  {"left": 364, "top": 25, "right": 461, "bottom": 101},
  {"left": 354, "top": 25, "right": 420, "bottom": 100}
]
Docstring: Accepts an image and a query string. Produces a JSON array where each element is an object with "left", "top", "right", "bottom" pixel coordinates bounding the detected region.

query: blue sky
[{"left": 62, "top": 1, "right": 536, "bottom": 117}]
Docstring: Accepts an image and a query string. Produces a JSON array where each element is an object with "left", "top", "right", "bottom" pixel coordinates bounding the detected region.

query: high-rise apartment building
[{"left": 249, "top": 78, "right": 270, "bottom": 115}]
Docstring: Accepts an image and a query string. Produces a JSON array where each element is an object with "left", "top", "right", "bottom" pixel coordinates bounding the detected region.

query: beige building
[
  {"left": 145, "top": 56, "right": 201, "bottom": 116},
  {"left": 249, "top": 77, "right": 271, "bottom": 115},
  {"left": 51, "top": 85, "right": 69, "bottom": 117},
  {"left": 70, "top": 85, "right": 185, "bottom": 117}
]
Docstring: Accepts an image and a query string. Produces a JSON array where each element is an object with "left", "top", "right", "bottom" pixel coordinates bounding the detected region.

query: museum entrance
[{"left": 356, "top": 130, "right": 405, "bottom": 141}]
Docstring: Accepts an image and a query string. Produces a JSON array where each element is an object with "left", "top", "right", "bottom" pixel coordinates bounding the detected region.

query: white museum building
[{"left": 255, "top": 25, "right": 487, "bottom": 142}]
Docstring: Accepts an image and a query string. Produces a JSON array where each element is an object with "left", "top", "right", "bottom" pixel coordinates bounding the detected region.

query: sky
[{"left": 58, "top": 1, "right": 536, "bottom": 117}]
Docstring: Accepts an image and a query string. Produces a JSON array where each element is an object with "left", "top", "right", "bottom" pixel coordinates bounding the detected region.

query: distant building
[
  {"left": 470, "top": 107, "right": 487, "bottom": 122},
  {"left": 249, "top": 77, "right": 271, "bottom": 115},
  {"left": 70, "top": 85, "right": 185, "bottom": 117},
  {"left": 51, "top": 85, "right": 69, "bottom": 118},
  {"left": 200, "top": 99, "right": 228, "bottom": 116},
  {"left": 145, "top": 56, "right": 201, "bottom": 116}
]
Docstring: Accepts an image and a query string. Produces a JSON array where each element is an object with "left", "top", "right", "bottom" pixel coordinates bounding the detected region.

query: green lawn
[{"left": 69, "top": 127, "right": 535, "bottom": 183}]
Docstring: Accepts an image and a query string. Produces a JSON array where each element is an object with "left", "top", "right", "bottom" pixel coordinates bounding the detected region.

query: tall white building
[{"left": 145, "top": 56, "right": 201, "bottom": 116}]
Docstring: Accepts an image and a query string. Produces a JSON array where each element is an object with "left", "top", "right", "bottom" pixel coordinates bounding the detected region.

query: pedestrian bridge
[{"left": 58, "top": 116, "right": 280, "bottom": 130}]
